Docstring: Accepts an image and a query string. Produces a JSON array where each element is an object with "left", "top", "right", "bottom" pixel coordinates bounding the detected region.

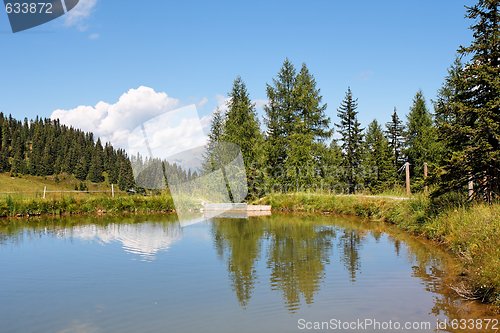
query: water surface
[{"left": 0, "top": 214, "right": 498, "bottom": 332}]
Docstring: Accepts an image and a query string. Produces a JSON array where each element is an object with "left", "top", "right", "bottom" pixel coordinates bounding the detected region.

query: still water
[{"left": 0, "top": 214, "right": 498, "bottom": 333}]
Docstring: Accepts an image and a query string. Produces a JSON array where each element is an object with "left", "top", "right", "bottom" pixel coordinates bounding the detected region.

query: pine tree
[
  {"left": 105, "top": 143, "right": 119, "bottom": 184},
  {"left": 28, "top": 123, "right": 43, "bottom": 175},
  {"left": 385, "top": 107, "right": 406, "bottom": 175},
  {"left": 264, "top": 59, "right": 297, "bottom": 190},
  {"left": 74, "top": 155, "right": 88, "bottom": 181},
  {"left": 363, "top": 120, "right": 393, "bottom": 193},
  {"left": 293, "top": 64, "right": 331, "bottom": 139},
  {"left": 335, "top": 88, "right": 364, "bottom": 194},
  {"left": 203, "top": 107, "right": 226, "bottom": 173},
  {"left": 88, "top": 139, "right": 105, "bottom": 183},
  {"left": 405, "top": 91, "right": 440, "bottom": 189},
  {"left": 435, "top": 0, "right": 499, "bottom": 202},
  {"left": 1, "top": 120, "right": 9, "bottom": 153},
  {"left": 264, "top": 60, "right": 331, "bottom": 191},
  {"left": 117, "top": 152, "right": 135, "bottom": 191},
  {"left": 10, "top": 128, "right": 25, "bottom": 175},
  {"left": 222, "top": 77, "right": 264, "bottom": 199},
  {"left": 321, "top": 139, "right": 343, "bottom": 192},
  {"left": 286, "top": 64, "right": 332, "bottom": 190}
]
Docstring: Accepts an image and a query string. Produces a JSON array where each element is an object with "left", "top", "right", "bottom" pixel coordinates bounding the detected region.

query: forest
[
  {"left": 0, "top": 114, "right": 135, "bottom": 191},
  {"left": 204, "top": 0, "right": 498, "bottom": 204}
]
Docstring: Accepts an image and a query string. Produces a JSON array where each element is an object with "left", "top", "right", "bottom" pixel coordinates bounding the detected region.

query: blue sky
[{"left": 0, "top": 0, "right": 473, "bottom": 144}]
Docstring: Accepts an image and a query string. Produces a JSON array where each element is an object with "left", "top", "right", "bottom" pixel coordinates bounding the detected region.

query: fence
[{"left": 0, "top": 184, "right": 128, "bottom": 200}]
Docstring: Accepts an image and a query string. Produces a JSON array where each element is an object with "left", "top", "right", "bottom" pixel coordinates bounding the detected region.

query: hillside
[
  {"left": 0, "top": 172, "right": 114, "bottom": 199},
  {"left": 0, "top": 114, "right": 135, "bottom": 190}
]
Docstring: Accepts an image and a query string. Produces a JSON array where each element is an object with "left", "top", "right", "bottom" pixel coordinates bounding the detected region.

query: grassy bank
[
  {"left": 0, "top": 173, "right": 113, "bottom": 195},
  {"left": 0, "top": 194, "right": 175, "bottom": 217},
  {"left": 260, "top": 192, "right": 500, "bottom": 306}
]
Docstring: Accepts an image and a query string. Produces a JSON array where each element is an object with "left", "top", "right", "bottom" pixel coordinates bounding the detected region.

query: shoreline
[{"left": 259, "top": 192, "right": 500, "bottom": 308}]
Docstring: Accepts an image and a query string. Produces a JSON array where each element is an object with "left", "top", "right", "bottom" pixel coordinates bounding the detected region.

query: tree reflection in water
[
  {"left": 212, "top": 218, "right": 265, "bottom": 307},
  {"left": 210, "top": 214, "right": 500, "bottom": 320},
  {"left": 212, "top": 216, "right": 336, "bottom": 312},
  {"left": 338, "top": 228, "right": 365, "bottom": 282},
  {"left": 266, "top": 219, "right": 335, "bottom": 312}
]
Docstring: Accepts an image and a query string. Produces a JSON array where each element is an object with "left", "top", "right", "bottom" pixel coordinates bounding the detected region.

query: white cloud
[
  {"left": 64, "top": 0, "right": 97, "bottom": 30},
  {"left": 215, "top": 94, "right": 230, "bottom": 113},
  {"left": 51, "top": 86, "right": 186, "bottom": 152},
  {"left": 66, "top": 223, "right": 182, "bottom": 261},
  {"left": 254, "top": 98, "right": 268, "bottom": 109},
  {"left": 127, "top": 105, "right": 207, "bottom": 160},
  {"left": 88, "top": 32, "right": 99, "bottom": 40},
  {"left": 196, "top": 97, "right": 208, "bottom": 108}
]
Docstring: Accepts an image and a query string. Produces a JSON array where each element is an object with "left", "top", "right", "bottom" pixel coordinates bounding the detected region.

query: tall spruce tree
[
  {"left": 405, "top": 91, "right": 440, "bottom": 189},
  {"left": 363, "top": 120, "right": 393, "bottom": 193},
  {"left": 285, "top": 64, "right": 332, "bottom": 190},
  {"left": 74, "top": 155, "right": 88, "bottom": 181},
  {"left": 203, "top": 107, "right": 226, "bottom": 174},
  {"left": 223, "top": 77, "right": 264, "bottom": 199},
  {"left": 435, "top": 0, "right": 499, "bottom": 202},
  {"left": 264, "top": 59, "right": 297, "bottom": 190},
  {"left": 117, "top": 151, "right": 135, "bottom": 190},
  {"left": 264, "top": 60, "right": 331, "bottom": 191},
  {"left": 321, "top": 139, "right": 343, "bottom": 192},
  {"left": 88, "top": 139, "right": 105, "bottom": 183},
  {"left": 293, "top": 64, "right": 331, "bottom": 139},
  {"left": 385, "top": 107, "right": 406, "bottom": 176},
  {"left": 335, "top": 88, "right": 364, "bottom": 194}
]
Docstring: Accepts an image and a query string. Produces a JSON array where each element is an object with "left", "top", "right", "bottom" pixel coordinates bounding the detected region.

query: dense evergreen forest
[
  {"left": 0, "top": 114, "right": 135, "bottom": 191},
  {"left": 205, "top": 0, "right": 498, "bottom": 202}
]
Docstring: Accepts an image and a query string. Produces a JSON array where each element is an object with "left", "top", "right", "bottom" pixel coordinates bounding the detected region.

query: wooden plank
[{"left": 202, "top": 203, "right": 271, "bottom": 211}]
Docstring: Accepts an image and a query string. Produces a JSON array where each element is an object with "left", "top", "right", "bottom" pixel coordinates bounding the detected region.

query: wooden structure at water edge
[
  {"left": 202, "top": 203, "right": 271, "bottom": 218},
  {"left": 202, "top": 203, "right": 271, "bottom": 211}
]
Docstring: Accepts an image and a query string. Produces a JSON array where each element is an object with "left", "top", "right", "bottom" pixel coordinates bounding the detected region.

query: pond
[{"left": 0, "top": 214, "right": 498, "bottom": 332}]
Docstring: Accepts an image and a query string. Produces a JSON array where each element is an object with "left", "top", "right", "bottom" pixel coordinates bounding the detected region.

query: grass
[
  {"left": 259, "top": 192, "right": 500, "bottom": 306},
  {"left": 257, "top": 192, "right": 400, "bottom": 219},
  {"left": 0, "top": 172, "right": 112, "bottom": 196},
  {"left": 0, "top": 172, "right": 177, "bottom": 217},
  {"left": 0, "top": 194, "right": 175, "bottom": 217},
  {"left": 390, "top": 201, "right": 500, "bottom": 305}
]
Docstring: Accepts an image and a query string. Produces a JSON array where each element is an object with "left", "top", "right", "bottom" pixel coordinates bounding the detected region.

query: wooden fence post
[
  {"left": 405, "top": 162, "right": 411, "bottom": 196},
  {"left": 468, "top": 177, "right": 474, "bottom": 200},
  {"left": 43, "top": 186, "right": 47, "bottom": 199},
  {"left": 111, "top": 184, "right": 115, "bottom": 198},
  {"left": 423, "top": 162, "right": 428, "bottom": 193}
]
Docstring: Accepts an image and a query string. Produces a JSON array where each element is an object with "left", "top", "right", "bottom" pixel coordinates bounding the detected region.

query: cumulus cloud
[
  {"left": 196, "top": 97, "right": 209, "bottom": 108},
  {"left": 254, "top": 99, "right": 268, "bottom": 109},
  {"left": 127, "top": 104, "right": 208, "bottom": 160},
  {"left": 51, "top": 86, "right": 200, "bottom": 155},
  {"left": 64, "top": 0, "right": 97, "bottom": 30},
  {"left": 215, "top": 94, "right": 230, "bottom": 113}
]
